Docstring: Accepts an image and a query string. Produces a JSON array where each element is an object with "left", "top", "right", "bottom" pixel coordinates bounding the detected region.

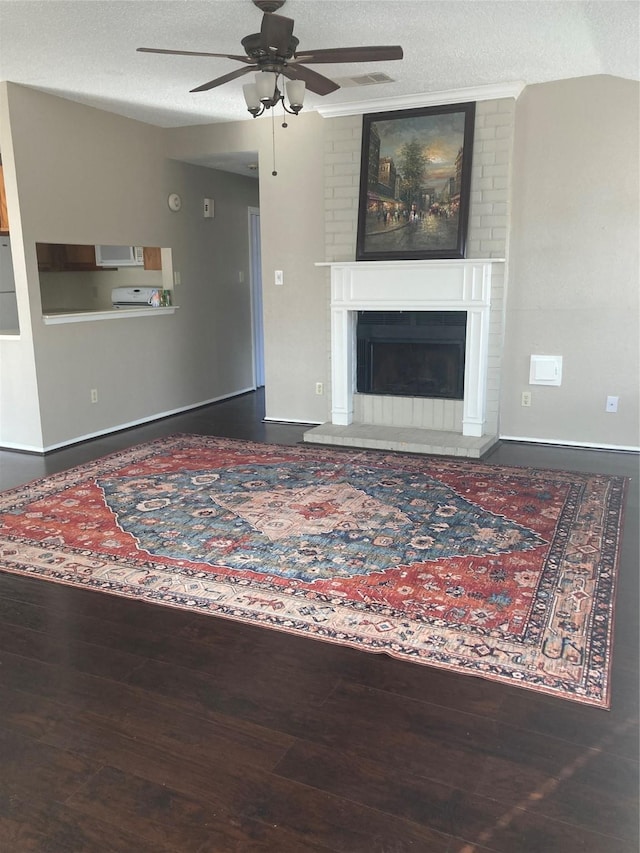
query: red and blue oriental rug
[{"left": 0, "top": 435, "right": 626, "bottom": 707}]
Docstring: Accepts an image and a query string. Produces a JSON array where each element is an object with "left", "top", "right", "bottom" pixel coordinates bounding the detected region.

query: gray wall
[
  {"left": 2, "top": 75, "right": 638, "bottom": 452},
  {"left": 0, "top": 83, "right": 258, "bottom": 450},
  {"left": 316, "top": 79, "right": 639, "bottom": 449},
  {"left": 501, "top": 75, "right": 639, "bottom": 448},
  {"left": 166, "top": 110, "right": 329, "bottom": 425},
  {"left": 169, "top": 75, "right": 639, "bottom": 450}
]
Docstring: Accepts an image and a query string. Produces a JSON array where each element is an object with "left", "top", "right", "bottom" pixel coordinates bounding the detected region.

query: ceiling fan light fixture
[
  {"left": 285, "top": 79, "right": 305, "bottom": 110},
  {"left": 256, "top": 71, "right": 278, "bottom": 103},
  {"left": 243, "top": 69, "right": 303, "bottom": 122},
  {"left": 242, "top": 82, "right": 261, "bottom": 111}
]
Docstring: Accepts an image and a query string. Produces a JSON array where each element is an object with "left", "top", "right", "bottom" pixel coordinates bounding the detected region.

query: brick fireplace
[
  {"left": 304, "top": 259, "right": 505, "bottom": 457},
  {"left": 304, "top": 96, "right": 515, "bottom": 457}
]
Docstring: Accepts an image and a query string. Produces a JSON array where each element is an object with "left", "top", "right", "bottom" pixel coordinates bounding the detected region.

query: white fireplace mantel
[{"left": 317, "top": 259, "right": 505, "bottom": 438}]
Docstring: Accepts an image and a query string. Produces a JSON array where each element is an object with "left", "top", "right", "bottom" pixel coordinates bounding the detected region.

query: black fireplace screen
[{"left": 356, "top": 311, "right": 467, "bottom": 400}]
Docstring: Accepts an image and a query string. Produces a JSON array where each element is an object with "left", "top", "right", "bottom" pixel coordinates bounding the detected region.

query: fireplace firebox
[{"left": 356, "top": 311, "right": 466, "bottom": 400}]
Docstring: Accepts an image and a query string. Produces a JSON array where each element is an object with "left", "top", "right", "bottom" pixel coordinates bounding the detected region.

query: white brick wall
[
  {"left": 323, "top": 115, "right": 361, "bottom": 262},
  {"left": 322, "top": 100, "right": 516, "bottom": 435}
]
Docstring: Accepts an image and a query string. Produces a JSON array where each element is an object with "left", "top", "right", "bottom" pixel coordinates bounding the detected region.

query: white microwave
[{"left": 95, "top": 245, "right": 144, "bottom": 267}]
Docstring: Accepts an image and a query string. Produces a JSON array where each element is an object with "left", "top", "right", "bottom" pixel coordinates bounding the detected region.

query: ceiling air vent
[{"left": 335, "top": 72, "right": 395, "bottom": 88}]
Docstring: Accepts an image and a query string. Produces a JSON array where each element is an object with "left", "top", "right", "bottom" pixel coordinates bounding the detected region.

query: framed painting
[{"left": 356, "top": 102, "right": 476, "bottom": 261}]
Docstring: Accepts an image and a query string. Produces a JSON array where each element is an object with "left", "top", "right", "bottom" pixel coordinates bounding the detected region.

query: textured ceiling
[
  {"left": 0, "top": 0, "right": 638, "bottom": 132},
  {"left": 0, "top": 0, "right": 638, "bottom": 178}
]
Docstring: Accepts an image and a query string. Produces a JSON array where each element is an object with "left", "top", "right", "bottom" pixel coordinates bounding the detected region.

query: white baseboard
[
  {"left": 263, "top": 417, "right": 323, "bottom": 426},
  {"left": 6, "top": 414, "right": 637, "bottom": 456},
  {"left": 2, "top": 387, "right": 256, "bottom": 454},
  {"left": 499, "top": 434, "right": 640, "bottom": 453}
]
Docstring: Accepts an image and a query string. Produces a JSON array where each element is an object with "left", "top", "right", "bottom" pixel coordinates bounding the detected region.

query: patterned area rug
[{"left": 0, "top": 435, "right": 626, "bottom": 707}]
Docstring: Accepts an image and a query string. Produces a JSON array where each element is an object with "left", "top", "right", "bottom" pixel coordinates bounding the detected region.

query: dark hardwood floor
[{"left": 1, "top": 390, "right": 638, "bottom": 852}]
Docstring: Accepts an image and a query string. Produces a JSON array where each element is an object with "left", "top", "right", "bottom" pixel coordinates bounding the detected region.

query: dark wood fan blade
[
  {"left": 293, "top": 45, "right": 403, "bottom": 64},
  {"left": 190, "top": 65, "right": 257, "bottom": 93},
  {"left": 137, "top": 47, "right": 253, "bottom": 63},
  {"left": 260, "top": 12, "right": 294, "bottom": 53},
  {"left": 281, "top": 64, "right": 339, "bottom": 96}
]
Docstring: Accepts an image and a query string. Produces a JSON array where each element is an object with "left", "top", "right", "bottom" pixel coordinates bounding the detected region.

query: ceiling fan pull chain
[
  {"left": 271, "top": 108, "right": 278, "bottom": 176},
  {"left": 281, "top": 78, "right": 289, "bottom": 129}
]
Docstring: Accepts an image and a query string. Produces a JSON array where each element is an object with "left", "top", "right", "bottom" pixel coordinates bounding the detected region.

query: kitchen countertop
[{"left": 42, "top": 306, "right": 177, "bottom": 324}]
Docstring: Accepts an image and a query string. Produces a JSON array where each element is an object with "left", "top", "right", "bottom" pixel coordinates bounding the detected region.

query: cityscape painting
[{"left": 356, "top": 103, "right": 476, "bottom": 261}]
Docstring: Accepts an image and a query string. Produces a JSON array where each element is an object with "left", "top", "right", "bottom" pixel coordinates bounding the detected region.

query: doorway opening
[{"left": 248, "top": 207, "right": 264, "bottom": 388}]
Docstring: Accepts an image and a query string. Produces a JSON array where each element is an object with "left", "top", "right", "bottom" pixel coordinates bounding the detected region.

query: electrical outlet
[
  {"left": 521, "top": 391, "right": 531, "bottom": 407},
  {"left": 315, "top": 382, "right": 324, "bottom": 395},
  {"left": 275, "top": 270, "right": 284, "bottom": 286},
  {"left": 90, "top": 388, "right": 98, "bottom": 404},
  {"left": 606, "top": 395, "right": 619, "bottom": 413}
]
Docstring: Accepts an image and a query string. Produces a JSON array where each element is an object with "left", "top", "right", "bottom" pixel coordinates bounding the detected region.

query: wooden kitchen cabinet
[
  {"left": 36, "top": 243, "right": 109, "bottom": 272},
  {"left": 36, "top": 243, "right": 66, "bottom": 271},
  {"left": 63, "top": 244, "right": 104, "bottom": 270},
  {"left": 143, "top": 247, "right": 162, "bottom": 270},
  {"left": 36, "top": 242, "right": 163, "bottom": 272},
  {"left": 0, "top": 165, "right": 9, "bottom": 233}
]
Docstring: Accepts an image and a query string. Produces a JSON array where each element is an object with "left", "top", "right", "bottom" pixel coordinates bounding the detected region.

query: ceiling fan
[{"left": 137, "top": 0, "right": 403, "bottom": 101}]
